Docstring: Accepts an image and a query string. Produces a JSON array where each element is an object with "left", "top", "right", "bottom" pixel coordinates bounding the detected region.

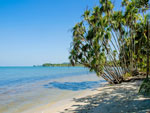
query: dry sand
[{"left": 23, "top": 80, "right": 150, "bottom": 113}]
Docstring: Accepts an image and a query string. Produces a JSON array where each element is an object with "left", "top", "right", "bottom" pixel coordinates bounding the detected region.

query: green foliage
[
  {"left": 119, "top": 13, "right": 150, "bottom": 71},
  {"left": 139, "top": 79, "right": 150, "bottom": 96},
  {"left": 123, "top": 72, "right": 132, "bottom": 79},
  {"left": 69, "top": 0, "right": 149, "bottom": 84},
  {"left": 42, "top": 63, "right": 83, "bottom": 67}
]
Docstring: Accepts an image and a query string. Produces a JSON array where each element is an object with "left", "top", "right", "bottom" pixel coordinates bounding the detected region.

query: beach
[
  {"left": 0, "top": 67, "right": 150, "bottom": 113},
  {"left": 26, "top": 80, "right": 150, "bottom": 113},
  {"left": 0, "top": 67, "right": 105, "bottom": 113},
  {"left": 1, "top": 0, "right": 150, "bottom": 112}
]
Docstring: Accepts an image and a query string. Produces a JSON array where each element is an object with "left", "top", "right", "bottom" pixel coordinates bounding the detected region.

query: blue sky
[{"left": 0, "top": 0, "right": 121, "bottom": 66}]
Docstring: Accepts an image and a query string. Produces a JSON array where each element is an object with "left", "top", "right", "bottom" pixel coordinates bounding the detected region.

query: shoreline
[
  {"left": 0, "top": 73, "right": 104, "bottom": 113},
  {"left": 22, "top": 80, "right": 150, "bottom": 113},
  {"left": 21, "top": 81, "right": 107, "bottom": 113},
  {"left": 22, "top": 88, "right": 103, "bottom": 113}
]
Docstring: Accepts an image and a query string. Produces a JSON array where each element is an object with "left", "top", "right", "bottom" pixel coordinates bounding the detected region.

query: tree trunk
[{"left": 146, "top": 20, "right": 150, "bottom": 79}]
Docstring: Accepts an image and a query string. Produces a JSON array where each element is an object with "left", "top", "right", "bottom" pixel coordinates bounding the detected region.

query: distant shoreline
[{"left": 33, "top": 63, "right": 83, "bottom": 67}]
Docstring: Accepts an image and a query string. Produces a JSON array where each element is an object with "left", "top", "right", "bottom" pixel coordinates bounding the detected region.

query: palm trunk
[{"left": 146, "top": 20, "right": 149, "bottom": 79}]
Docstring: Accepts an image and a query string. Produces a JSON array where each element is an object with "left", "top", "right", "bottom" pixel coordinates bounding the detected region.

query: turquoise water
[
  {"left": 0, "top": 66, "right": 91, "bottom": 87},
  {"left": 0, "top": 67, "right": 105, "bottom": 113}
]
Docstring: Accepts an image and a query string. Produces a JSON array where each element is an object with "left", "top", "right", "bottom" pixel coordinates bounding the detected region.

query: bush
[
  {"left": 123, "top": 72, "right": 132, "bottom": 79},
  {"left": 139, "top": 79, "right": 150, "bottom": 96}
]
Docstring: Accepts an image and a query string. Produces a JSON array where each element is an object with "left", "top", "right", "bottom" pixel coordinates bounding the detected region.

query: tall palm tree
[{"left": 146, "top": 14, "right": 150, "bottom": 79}]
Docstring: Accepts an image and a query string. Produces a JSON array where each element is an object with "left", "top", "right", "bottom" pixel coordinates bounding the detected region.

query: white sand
[{"left": 23, "top": 80, "right": 150, "bottom": 113}]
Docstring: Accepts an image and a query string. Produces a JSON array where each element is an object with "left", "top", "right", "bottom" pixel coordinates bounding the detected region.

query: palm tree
[
  {"left": 69, "top": 0, "right": 149, "bottom": 84},
  {"left": 146, "top": 14, "right": 150, "bottom": 79}
]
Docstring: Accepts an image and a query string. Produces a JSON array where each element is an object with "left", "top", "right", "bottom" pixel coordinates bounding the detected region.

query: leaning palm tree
[
  {"left": 69, "top": 0, "right": 149, "bottom": 84},
  {"left": 69, "top": 0, "right": 124, "bottom": 84}
]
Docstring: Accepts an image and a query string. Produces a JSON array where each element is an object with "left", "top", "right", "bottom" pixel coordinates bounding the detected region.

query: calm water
[
  {"left": 0, "top": 66, "right": 92, "bottom": 86},
  {"left": 0, "top": 67, "right": 105, "bottom": 113}
]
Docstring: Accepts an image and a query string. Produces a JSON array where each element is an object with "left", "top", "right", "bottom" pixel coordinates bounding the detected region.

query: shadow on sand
[{"left": 60, "top": 81, "right": 150, "bottom": 113}]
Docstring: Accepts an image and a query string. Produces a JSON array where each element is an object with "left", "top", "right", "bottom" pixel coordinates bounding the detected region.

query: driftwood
[
  {"left": 123, "top": 76, "right": 146, "bottom": 82},
  {"left": 123, "top": 70, "right": 147, "bottom": 82},
  {"left": 132, "top": 70, "right": 146, "bottom": 76},
  {"left": 138, "top": 72, "right": 146, "bottom": 76}
]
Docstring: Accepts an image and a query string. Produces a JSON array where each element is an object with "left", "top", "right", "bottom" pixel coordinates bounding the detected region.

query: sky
[{"left": 0, "top": 0, "right": 121, "bottom": 66}]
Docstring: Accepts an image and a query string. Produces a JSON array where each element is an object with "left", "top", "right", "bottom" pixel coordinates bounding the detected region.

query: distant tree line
[{"left": 42, "top": 63, "right": 83, "bottom": 67}]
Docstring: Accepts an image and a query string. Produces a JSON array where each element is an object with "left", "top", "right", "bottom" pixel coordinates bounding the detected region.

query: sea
[{"left": 0, "top": 66, "right": 105, "bottom": 113}]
